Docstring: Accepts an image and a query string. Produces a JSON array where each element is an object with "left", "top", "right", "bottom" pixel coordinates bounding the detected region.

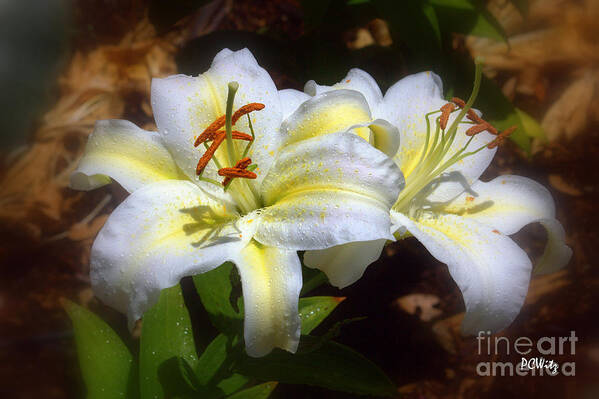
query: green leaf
[
  {"left": 515, "top": 108, "right": 546, "bottom": 140},
  {"left": 218, "top": 374, "right": 251, "bottom": 397},
  {"left": 299, "top": 296, "right": 345, "bottom": 334},
  {"left": 235, "top": 336, "right": 395, "bottom": 396},
  {"left": 196, "top": 334, "right": 233, "bottom": 385},
  {"left": 178, "top": 357, "right": 201, "bottom": 392},
  {"left": 300, "top": 266, "right": 327, "bottom": 295},
  {"left": 195, "top": 333, "right": 249, "bottom": 396},
  {"left": 226, "top": 382, "right": 278, "bottom": 399},
  {"left": 193, "top": 262, "right": 243, "bottom": 334},
  {"left": 140, "top": 284, "right": 199, "bottom": 399},
  {"left": 64, "top": 300, "right": 135, "bottom": 399}
]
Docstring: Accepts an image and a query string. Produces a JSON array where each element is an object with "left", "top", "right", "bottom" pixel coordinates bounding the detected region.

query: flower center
[
  {"left": 194, "top": 82, "right": 264, "bottom": 214},
  {"left": 393, "top": 61, "right": 516, "bottom": 217}
]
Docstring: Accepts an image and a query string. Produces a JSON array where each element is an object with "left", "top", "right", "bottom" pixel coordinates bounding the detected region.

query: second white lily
[{"left": 301, "top": 64, "right": 572, "bottom": 334}]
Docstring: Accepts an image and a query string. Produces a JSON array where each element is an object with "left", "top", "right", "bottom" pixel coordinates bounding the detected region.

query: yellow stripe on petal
[
  {"left": 71, "top": 120, "right": 186, "bottom": 193},
  {"left": 281, "top": 90, "right": 372, "bottom": 147},
  {"left": 392, "top": 211, "right": 532, "bottom": 333},
  {"left": 90, "top": 180, "right": 254, "bottom": 329},
  {"left": 233, "top": 240, "right": 302, "bottom": 357}
]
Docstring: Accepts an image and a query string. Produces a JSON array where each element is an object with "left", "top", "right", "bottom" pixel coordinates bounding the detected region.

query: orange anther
[
  {"left": 232, "top": 103, "right": 265, "bottom": 125},
  {"left": 439, "top": 103, "right": 455, "bottom": 130},
  {"left": 218, "top": 167, "right": 257, "bottom": 180},
  {"left": 234, "top": 157, "right": 252, "bottom": 169},
  {"left": 194, "top": 115, "right": 226, "bottom": 146},
  {"left": 451, "top": 97, "right": 466, "bottom": 108},
  {"left": 221, "top": 157, "right": 253, "bottom": 186},
  {"left": 194, "top": 102, "right": 264, "bottom": 180},
  {"left": 231, "top": 131, "right": 254, "bottom": 141},
  {"left": 487, "top": 126, "right": 517, "bottom": 149},
  {"left": 196, "top": 132, "right": 226, "bottom": 175},
  {"left": 452, "top": 96, "right": 499, "bottom": 136},
  {"left": 466, "top": 123, "right": 492, "bottom": 136}
]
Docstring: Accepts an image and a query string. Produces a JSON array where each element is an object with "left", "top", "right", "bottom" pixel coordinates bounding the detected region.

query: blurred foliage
[{"left": 164, "top": 0, "right": 542, "bottom": 151}]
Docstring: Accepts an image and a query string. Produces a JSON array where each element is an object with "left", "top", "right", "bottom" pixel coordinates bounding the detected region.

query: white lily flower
[
  {"left": 71, "top": 48, "right": 403, "bottom": 357},
  {"left": 301, "top": 66, "right": 572, "bottom": 333}
]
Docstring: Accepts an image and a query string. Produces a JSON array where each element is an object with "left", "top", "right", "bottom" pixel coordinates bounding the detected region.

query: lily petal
[
  {"left": 257, "top": 132, "right": 403, "bottom": 250},
  {"left": 304, "top": 68, "right": 384, "bottom": 118},
  {"left": 444, "top": 175, "right": 572, "bottom": 274},
  {"left": 304, "top": 239, "right": 387, "bottom": 288},
  {"left": 346, "top": 118, "right": 400, "bottom": 158},
  {"left": 392, "top": 211, "right": 532, "bottom": 334},
  {"left": 151, "top": 48, "right": 282, "bottom": 185},
  {"left": 232, "top": 240, "right": 302, "bottom": 357},
  {"left": 279, "top": 88, "right": 311, "bottom": 119},
  {"left": 383, "top": 71, "right": 497, "bottom": 202},
  {"left": 90, "top": 180, "right": 256, "bottom": 329},
  {"left": 281, "top": 89, "right": 377, "bottom": 148},
  {"left": 70, "top": 120, "right": 185, "bottom": 192}
]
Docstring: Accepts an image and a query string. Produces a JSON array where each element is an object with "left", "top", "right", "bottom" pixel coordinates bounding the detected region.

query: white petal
[
  {"left": 151, "top": 48, "right": 282, "bottom": 186},
  {"left": 304, "top": 68, "right": 384, "bottom": 118},
  {"left": 281, "top": 90, "right": 372, "bottom": 146},
  {"left": 279, "top": 88, "right": 311, "bottom": 119},
  {"left": 347, "top": 118, "right": 400, "bottom": 158},
  {"left": 90, "top": 180, "right": 256, "bottom": 329},
  {"left": 232, "top": 241, "right": 302, "bottom": 357},
  {"left": 392, "top": 211, "right": 532, "bottom": 333},
  {"left": 257, "top": 132, "right": 403, "bottom": 250},
  {"left": 535, "top": 218, "right": 572, "bottom": 275},
  {"left": 70, "top": 120, "right": 185, "bottom": 193},
  {"left": 383, "top": 71, "right": 496, "bottom": 202},
  {"left": 304, "top": 239, "right": 387, "bottom": 288},
  {"left": 444, "top": 175, "right": 571, "bottom": 274}
]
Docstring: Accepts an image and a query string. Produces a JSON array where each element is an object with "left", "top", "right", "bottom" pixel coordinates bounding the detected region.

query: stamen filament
[
  {"left": 203, "top": 142, "right": 223, "bottom": 169},
  {"left": 196, "top": 133, "right": 225, "bottom": 175},
  {"left": 393, "top": 59, "right": 486, "bottom": 213},
  {"left": 242, "top": 114, "right": 256, "bottom": 159}
]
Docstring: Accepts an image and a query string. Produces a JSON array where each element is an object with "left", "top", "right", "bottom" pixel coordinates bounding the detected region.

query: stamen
[
  {"left": 221, "top": 157, "right": 253, "bottom": 186},
  {"left": 232, "top": 103, "right": 265, "bottom": 125},
  {"left": 194, "top": 115, "right": 226, "bottom": 147},
  {"left": 466, "top": 122, "right": 492, "bottom": 136},
  {"left": 218, "top": 167, "right": 257, "bottom": 180},
  {"left": 196, "top": 133, "right": 225, "bottom": 175},
  {"left": 451, "top": 97, "right": 466, "bottom": 108},
  {"left": 453, "top": 96, "right": 499, "bottom": 135},
  {"left": 439, "top": 103, "right": 455, "bottom": 130},
  {"left": 487, "top": 126, "right": 517, "bottom": 149},
  {"left": 230, "top": 131, "right": 253, "bottom": 141}
]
